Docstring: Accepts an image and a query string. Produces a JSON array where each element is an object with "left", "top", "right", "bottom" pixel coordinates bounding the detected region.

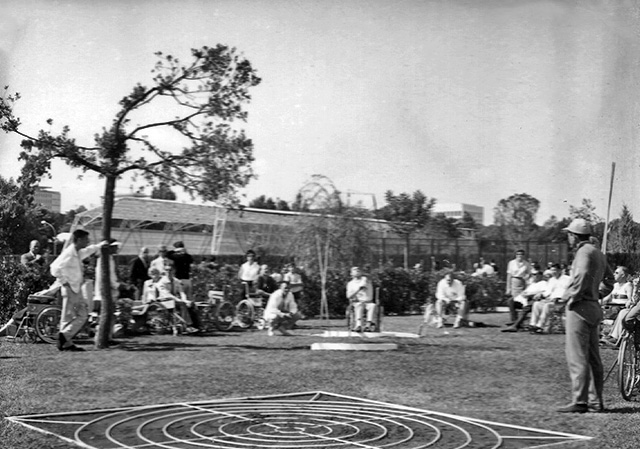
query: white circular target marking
[{"left": 7, "top": 391, "right": 593, "bottom": 448}]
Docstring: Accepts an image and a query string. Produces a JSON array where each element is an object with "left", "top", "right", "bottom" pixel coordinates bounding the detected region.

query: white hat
[{"left": 563, "top": 218, "right": 592, "bottom": 235}]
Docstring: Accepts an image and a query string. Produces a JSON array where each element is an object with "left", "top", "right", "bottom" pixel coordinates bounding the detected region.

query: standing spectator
[
  {"left": 434, "top": 270, "right": 468, "bottom": 329},
  {"left": 346, "top": 267, "right": 376, "bottom": 332},
  {"left": 49, "top": 229, "right": 106, "bottom": 352},
  {"left": 149, "top": 244, "right": 171, "bottom": 274},
  {"left": 264, "top": 281, "right": 301, "bottom": 336},
  {"left": 557, "top": 219, "right": 611, "bottom": 413},
  {"left": 21, "top": 240, "right": 44, "bottom": 267},
  {"left": 169, "top": 241, "right": 194, "bottom": 299},
  {"left": 283, "top": 263, "right": 304, "bottom": 310},
  {"left": 505, "top": 249, "right": 532, "bottom": 324},
  {"left": 129, "top": 246, "right": 150, "bottom": 300},
  {"left": 238, "top": 250, "right": 260, "bottom": 292}
]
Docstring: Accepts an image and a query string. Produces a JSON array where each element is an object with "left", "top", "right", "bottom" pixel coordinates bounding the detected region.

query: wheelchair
[
  {"left": 8, "top": 294, "right": 61, "bottom": 344},
  {"left": 346, "top": 287, "right": 382, "bottom": 332},
  {"left": 234, "top": 283, "right": 266, "bottom": 330},
  {"left": 618, "top": 319, "right": 640, "bottom": 401}
]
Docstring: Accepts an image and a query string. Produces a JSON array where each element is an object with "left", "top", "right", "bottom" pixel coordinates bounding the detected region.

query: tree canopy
[
  {"left": 493, "top": 193, "right": 540, "bottom": 243},
  {"left": 0, "top": 44, "right": 261, "bottom": 348}
]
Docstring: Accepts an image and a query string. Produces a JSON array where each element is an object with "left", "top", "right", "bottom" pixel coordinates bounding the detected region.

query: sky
[{"left": 1, "top": 0, "right": 639, "bottom": 226}]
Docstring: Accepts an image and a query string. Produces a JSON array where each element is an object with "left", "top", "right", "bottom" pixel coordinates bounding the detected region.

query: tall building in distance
[
  {"left": 432, "top": 202, "right": 484, "bottom": 225},
  {"left": 34, "top": 187, "right": 61, "bottom": 213}
]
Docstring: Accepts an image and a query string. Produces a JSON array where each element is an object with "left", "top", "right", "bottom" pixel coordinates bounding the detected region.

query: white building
[
  {"left": 432, "top": 202, "right": 484, "bottom": 225},
  {"left": 34, "top": 187, "right": 61, "bottom": 213}
]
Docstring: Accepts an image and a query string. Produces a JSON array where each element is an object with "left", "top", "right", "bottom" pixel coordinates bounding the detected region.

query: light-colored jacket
[
  {"left": 264, "top": 289, "right": 298, "bottom": 321},
  {"left": 346, "top": 276, "right": 373, "bottom": 303},
  {"left": 50, "top": 244, "right": 101, "bottom": 293}
]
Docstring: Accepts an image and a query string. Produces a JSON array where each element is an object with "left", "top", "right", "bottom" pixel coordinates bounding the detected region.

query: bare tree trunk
[{"left": 95, "top": 175, "right": 116, "bottom": 349}]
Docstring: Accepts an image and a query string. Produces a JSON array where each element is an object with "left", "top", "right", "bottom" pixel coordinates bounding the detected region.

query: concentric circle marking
[{"left": 8, "top": 392, "right": 593, "bottom": 448}]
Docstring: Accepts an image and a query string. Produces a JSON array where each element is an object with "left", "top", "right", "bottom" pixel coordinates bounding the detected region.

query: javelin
[{"left": 601, "top": 162, "right": 616, "bottom": 254}]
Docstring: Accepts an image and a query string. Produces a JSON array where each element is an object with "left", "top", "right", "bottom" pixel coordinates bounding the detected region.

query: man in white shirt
[
  {"left": 346, "top": 267, "right": 376, "bottom": 332},
  {"left": 50, "top": 229, "right": 106, "bottom": 351},
  {"left": 501, "top": 268, "right": 547, "bottom": 333},
  {"left": 264, "top": 281, "right": 301, "bottom": 336},
  {"left": 505, "top": 249, "right": 532, "bottom": 323},
  {"left": 529, "top": 263, "right": 571, "bottom": 333},
  {"left": 149, "top": 244, "right": 171, "bottom": 274},
  {"left": 434, "top": 270, "right": 468, "bottom": 329}
]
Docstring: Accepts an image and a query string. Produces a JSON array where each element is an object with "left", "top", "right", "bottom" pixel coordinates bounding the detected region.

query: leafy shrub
[{"left": 0, "top": 257, "right": 55, "bottom": 323}]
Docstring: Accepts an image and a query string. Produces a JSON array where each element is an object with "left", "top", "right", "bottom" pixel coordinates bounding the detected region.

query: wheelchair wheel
[
  {"left": 235, "top": 299, "right": 255, "bottom": 328},
  {"left": 215, "top": 301, "right": 236, "bottom": 331},
  {"left": 618, "top": 336, "right": 639, "bottom": 401},
  {"left": 146, "top": 303, "right": 171, "bottom": 334},
  {"left": 35, "top": 306, "right": 62, "bottom": 344},
  {"left": 22, "top": 329, "right": 38, "bottom": 344}
]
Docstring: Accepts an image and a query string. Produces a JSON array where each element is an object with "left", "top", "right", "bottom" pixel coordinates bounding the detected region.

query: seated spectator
[
  {"left": 472, "top": 257, "right": 495, "bottom": 277},
  {"left": 157, "top": 261, "right": 200, "bottom": 333},
  {"left": 434, "top": 270, "right": 468, "bottom": 329},
  {"left": 601, "top": 267, "right": 636, "bottom": 345},
  {"left": 264, "top": 281, "right": 301, "bottom": 336},
  {"left": 255, "top": 265, "right": 278, "bottom": 301},
  {"left": 346, "top": 266, "right": 376, "bottom": 332},
  {"left": 21, "top": 240, "right": 45, "bottom": 267},
  {"left": 501, "top": 268, "right": 547, "bottom": 333},
  {"left": 141, "top": 268, "right": 163, "bottom": 304},
  {"left": 529, "top": 263, "right": 571, "bottom": 333}
]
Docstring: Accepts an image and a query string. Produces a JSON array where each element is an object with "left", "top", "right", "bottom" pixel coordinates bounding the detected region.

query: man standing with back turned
[{"left": 557, "top": 219, "right": 610, "bottom": 413}]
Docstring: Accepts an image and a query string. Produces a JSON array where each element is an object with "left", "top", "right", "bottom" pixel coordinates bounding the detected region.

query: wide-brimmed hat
[{"left": 562, "top": 218, "right": 592, "bottom": 235}]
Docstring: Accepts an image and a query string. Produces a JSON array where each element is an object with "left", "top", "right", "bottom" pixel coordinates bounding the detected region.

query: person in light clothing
[
  {"left": 501, "top": 269, "right": 547, "bottom": 333},
  {"left": 50, "top": 229, "right": 107, "bottom": 351},
  {"left": 600, "top": 266, "right": 635, "bottom": 345},
  {"left": 529, "top": 263, "right": 571, "bottom": 333},
  {"left": 505, "top": 249, "right": 532, "bottom": 323},
  {"left": 557, "top": 219, "right": 611, "bottom": 414},
  {"left": 346, "top": 267, "right": 376, "bottom": 332},
  {"left": 264, "top": 281, "right": 301, "bottom": 336},
  {"left": 434, "top": 270, "right": 468, "bottom": 329}
]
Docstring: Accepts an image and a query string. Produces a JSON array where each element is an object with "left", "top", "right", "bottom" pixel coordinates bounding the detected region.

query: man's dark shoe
[
  {"left": 505, "top": 322, "right": 515, "bottom": 326},
  {"left": 501, "top": 326, "right": 518, "bottom": 333},
  {"left": 57, "top": 332, "right": 66, "bottom": 351},
  {"left": 557, "top": 403, "right": 588, "bottom": 413},
  {"left": 352, "top": 326, "right": 362, "bottom": 333},
  {"left": 61, "top": 345, "right": 85, "bottom": 352}
]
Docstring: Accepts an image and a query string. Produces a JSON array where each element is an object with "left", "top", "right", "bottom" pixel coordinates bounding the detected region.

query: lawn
[{"left": 1, "top": 312, "right": 639, "bottom": 449}]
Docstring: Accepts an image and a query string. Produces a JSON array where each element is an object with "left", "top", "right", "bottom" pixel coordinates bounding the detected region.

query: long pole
[{"left": 602, "top": 162, "right": 616, "bottom": 254}]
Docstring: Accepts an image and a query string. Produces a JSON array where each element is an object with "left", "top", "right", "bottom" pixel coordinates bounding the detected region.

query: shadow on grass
[{"left": 606, "top": 405, "right": 640, "bottom": 414}]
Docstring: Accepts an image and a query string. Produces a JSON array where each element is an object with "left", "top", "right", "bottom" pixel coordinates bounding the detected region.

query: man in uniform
[{"left": 557, "top": 219, "right": 611, "bottom": 413}]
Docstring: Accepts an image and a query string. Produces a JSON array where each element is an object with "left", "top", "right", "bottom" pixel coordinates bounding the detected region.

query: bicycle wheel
[
  {"left": 215, "top": 301, "right": 236, "bottom": 331},
  {"left": 235, "top": 300, "right": 255, "bottom": 329},
  {"left": 146, "top": 303, "right": 171, "bottom": 334},
  {"left": 618, "top": 336, "right": 638, "bottom": 401},
  {"left": 34, "top": 306, "right": 62, "bottom": 344}
]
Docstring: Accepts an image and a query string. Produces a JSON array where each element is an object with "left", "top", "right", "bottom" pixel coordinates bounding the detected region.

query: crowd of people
[{"left": 2, "top": 218, "right": 639, "bottom": 414}]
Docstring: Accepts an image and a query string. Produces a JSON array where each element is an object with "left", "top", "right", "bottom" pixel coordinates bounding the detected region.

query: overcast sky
[{"left": 1, "top": 0, "right": 639, "bottom": 225}]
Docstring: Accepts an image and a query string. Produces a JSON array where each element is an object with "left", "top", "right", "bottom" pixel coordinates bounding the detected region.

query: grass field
[{"left": 1, "top": 312, "right": 639, "bottom": 449}]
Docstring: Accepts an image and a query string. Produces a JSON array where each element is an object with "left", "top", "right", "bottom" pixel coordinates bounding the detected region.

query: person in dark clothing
[
  {"left": 129, "top": 246, "right": 150, "bottom": 300},
  {"left": 169, "top": 241, "right": 194, "bottom": 300}
]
